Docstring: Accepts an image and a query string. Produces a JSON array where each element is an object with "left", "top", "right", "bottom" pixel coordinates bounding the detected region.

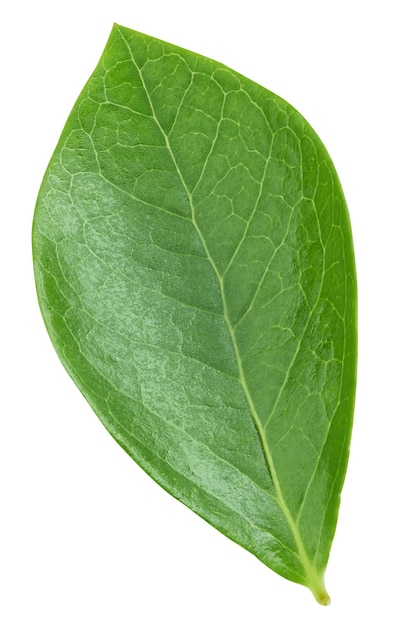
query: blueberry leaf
[{"left": 32, "top": 24, "right": 357, "bottom": 604}]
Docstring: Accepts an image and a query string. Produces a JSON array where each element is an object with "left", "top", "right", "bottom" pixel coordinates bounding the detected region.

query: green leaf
[{"left": 32, "top": 24, "right": 357, "bottom": 604}]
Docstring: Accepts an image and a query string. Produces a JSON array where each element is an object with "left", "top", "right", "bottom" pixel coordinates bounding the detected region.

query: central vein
[{"left": 118, "top": 28, "right": 326, "bottom": 596}]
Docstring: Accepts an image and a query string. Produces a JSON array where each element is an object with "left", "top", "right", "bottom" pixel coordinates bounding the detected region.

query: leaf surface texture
[{"left": 33, "top": 24, "right": 357, "bottom": 604}]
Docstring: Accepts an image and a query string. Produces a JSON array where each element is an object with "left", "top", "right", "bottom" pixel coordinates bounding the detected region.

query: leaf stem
[{"left": 309, "top": 575, "right": 330, "bottom": 606}]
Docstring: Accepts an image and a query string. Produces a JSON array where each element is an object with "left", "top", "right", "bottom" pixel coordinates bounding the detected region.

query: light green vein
[{"left": 116, "top": 26, "right": 329, "bottom": 602}]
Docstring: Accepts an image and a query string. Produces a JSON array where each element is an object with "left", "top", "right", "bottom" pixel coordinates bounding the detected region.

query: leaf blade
[{"left": 32, "top": 24, "right": 357, "bottom": 604}]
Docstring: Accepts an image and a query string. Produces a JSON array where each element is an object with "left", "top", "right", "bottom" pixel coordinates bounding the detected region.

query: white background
[{"left": 1, "top": 0, "right": 397, "bottom": 623}]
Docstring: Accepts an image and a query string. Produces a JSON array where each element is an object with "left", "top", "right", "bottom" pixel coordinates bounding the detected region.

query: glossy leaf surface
[{"left": 32, "top": 24, "right": 357, "bottom": 604}]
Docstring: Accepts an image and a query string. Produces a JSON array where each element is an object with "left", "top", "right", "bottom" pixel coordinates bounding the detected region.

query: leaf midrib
[{"left": 117, "top": 27, "right": 324, "bottom": 589}]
